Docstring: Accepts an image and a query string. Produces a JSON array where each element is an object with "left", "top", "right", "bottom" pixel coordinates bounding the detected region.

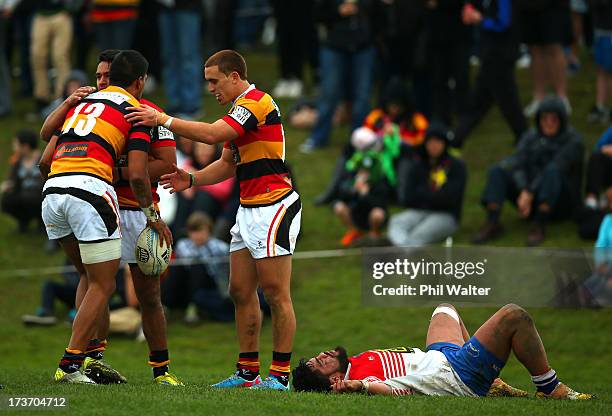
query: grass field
[{"left": 0, "top": 48, "right": 611, "bottom": 415}]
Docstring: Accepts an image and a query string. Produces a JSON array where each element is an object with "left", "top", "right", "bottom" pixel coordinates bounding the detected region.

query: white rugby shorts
[
  {"left": 119, "top": 209, "right": 147, "bottom": 264},
  {"left": 42, "top": 175, "right": 121, "bottom": 242},
  {"left": 383, "top": 350, "right": 477, "bottom": 397},
  {"left": 230, "top": 191, "right": 301, "bottom": 259}
]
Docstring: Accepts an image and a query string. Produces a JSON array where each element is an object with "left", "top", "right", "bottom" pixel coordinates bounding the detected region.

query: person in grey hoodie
[{"left": 473, "top": 96, "right": 584, "bottom": 246}]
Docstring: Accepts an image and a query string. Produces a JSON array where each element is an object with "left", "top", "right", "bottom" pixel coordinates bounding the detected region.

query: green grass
[{"left": 0, "top": 49, "right": 611, "bottom": 415}]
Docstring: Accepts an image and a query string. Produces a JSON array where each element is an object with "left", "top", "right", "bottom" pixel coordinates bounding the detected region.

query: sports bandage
[
  {"left": 79, "top": 239, "right": 121, "bottom": 264},
  {"left": 431, "top": 306, "right": 460, "bottom": 324},
  {"left": 163, "top": 116, "right": 174, "bottom": 128},
  {"left": 155, "top": 110, "right": 171, "bottom": 127},
  {"left": 142, "top": 204, "right": 160, "bottom": 222}
]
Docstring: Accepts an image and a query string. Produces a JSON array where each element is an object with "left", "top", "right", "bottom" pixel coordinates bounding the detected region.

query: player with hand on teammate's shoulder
[{"left": 127, "top": 50, "right": 301, "bottom": 391}]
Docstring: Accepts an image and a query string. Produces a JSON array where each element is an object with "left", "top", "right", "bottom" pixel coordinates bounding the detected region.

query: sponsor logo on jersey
[
  {"left": 157, "top": 126, "right": 174, "bottom": 141},
  {"left": 229, "top": 105, "right": 253, "bottom": 126},
  {"left": 54, "top": 143, "right": 89, "bottom": 158}
]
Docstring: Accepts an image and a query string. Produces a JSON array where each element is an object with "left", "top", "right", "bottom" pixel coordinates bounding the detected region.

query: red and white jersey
[{"left": 345, "top": 348, "right": 476, "bottom": 397}]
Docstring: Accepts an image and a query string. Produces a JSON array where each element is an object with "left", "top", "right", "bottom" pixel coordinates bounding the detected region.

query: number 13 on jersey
[{"left": 62, "top": 102, "right": 106, "bottom": 137}]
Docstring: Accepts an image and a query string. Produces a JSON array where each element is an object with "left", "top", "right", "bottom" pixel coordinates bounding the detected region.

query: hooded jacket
[{"left": 499, "top": 96, "right": 583, "bottom": 196}]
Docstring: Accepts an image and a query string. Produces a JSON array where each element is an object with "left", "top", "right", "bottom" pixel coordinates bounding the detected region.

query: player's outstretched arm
[
  {"left": 124, "top": 104, "right": 239, "bottom": 145},
  {"left": 40, "top": 86, "right": 96, "bottom": 141},
  {"left": 160, "top": 148, "right": 236, "bottom": 193},
  {"left": 331, "top": 379, "right": 393, "bottom": 395}
]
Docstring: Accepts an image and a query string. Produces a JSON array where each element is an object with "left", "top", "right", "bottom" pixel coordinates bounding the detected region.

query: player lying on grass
[{"left": 293, "top": 303, "right": 593, "bottom": 400}]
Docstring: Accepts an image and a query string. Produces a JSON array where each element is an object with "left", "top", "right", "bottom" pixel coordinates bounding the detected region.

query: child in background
[
  {"left": 333, "top": 126, "right": 400, "bottom": 246},
  {"left": 162, "top": 212, "right": 234, "bottom": 322}
]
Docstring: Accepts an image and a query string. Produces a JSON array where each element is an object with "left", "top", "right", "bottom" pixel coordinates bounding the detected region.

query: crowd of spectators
[{"left": 2, "top": 0, "right": 612, "bottom": 322}]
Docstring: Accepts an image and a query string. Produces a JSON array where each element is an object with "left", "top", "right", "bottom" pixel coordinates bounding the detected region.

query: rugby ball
[{"left": 135, "top": 226, "right": 172, "bottom": 276}]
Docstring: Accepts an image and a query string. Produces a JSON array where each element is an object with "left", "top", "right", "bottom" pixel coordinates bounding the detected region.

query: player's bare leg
[
  {"left": 426, "top": 303, "right": 465, "bottom": 347},
  {"left": 473, "top": 304, "right": 593, "bottom": 399},
  {"left": 68, "top": 236, "right": 111, "bottom": 371},
  {"left": 67, "top": 259, "right": 118, "bottom": 351},
  {"left": 131, "top": 265, "right": 167, "bottom": 351},
  {"left": 427, "top": 304, "right": 527, "bottom": 397},
  {"left": 131, "top": 264, "right": 181, "bottom": 385},
  {"left": 56, "top": 236, "right": 124, "bottom": 384},
  {"left": 75, "top": 272, "right": 110, "bottom": 342},
  {"left": 68, "top": 233, "right": 110, "bottom": 346},
  {"left": 257, "top": 255, "right": 295, "bottom": 352},
  {"left": 254, "top": 254, "right": 295, "bottom": 389},
  {"left": 212, "top": 248, "right": 262, "bottom": 388},
  {"left": 230, "top": 248, "right": 262, "bottom": 352}
]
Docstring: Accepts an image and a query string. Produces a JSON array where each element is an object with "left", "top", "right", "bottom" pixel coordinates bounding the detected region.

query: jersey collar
[
  {"left": 343, "top": 363, "right": 352, "bottom": 381},
  {"left": 233, "top": 83, "right": 256, "bottom": 105}
]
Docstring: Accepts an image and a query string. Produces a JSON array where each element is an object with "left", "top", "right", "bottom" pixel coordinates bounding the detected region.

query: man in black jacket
[
  {"left": 452, "top": 0, "right": 527, "bottom": 148},
  {"left": 473, "top": 96, "right": 584, "bottom": 246},
  {"left": 388, "top": 123, "right": 467, "bottom": 246}
]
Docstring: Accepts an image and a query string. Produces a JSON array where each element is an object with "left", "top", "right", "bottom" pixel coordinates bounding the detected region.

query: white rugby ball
[{"left": 135, "top": 226, "right": 172, "bottom": 276}]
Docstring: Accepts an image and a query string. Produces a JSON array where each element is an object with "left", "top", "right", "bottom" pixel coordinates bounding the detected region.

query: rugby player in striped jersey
[
  {"left": 127, "top": 50, "right": 301, "bottom": 391},
  {"left": 40, "top": 50, "right": 182, "bottom": 385},
  {"left": 40, "top": 50, "right": 173, "bottom": 384}
]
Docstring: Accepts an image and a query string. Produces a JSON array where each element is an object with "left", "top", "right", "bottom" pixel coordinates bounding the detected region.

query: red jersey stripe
[
  {"left": 222, "top": 115, "right": 245, "bottom": 136},
  {"left": 239, "top": 174, "right": 291, "bottom": 198},
  {"left": 97, "top": 105, "right": 130, "bottom": 138},
  {"left": 234, "top": 124, "right": 284, "bottom": 147},
  {"left": 245, "top": 89, "right": 265, "bottom": 101}
]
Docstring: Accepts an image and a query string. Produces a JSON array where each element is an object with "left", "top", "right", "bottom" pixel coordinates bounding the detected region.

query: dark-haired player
[
  {"left": 293, "top": 303, "right": 593, "bottom": 400},
  {"left": 41, "top": 50, "right": 172, "bottom": 383},
  {"left": 128, "top": 49, "right": 301, "bottom": 391},
  {"left": 40, "top": 50, "right": 182, "bottom": 385}
]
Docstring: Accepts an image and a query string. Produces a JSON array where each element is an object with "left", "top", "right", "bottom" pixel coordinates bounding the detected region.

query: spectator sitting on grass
[
  {"left": 472, "top": 96, "right": 584, "bottom": 246},
  {"left": 21, "top": 259, "right": 79, "bottom": 326},
  {"left": 388, "top": 123, "right": 467, "bottom": 247},
  {"left": 162, "top": 212, "right": 234, "bottom": 323},
  {"left": 0, "top": 129, "right": 43, "bottom": 233},
  {"left": 333, "top": 126, "right": 399, "bottom": 246},
  {"left": 315, "top": 79, "right": 426, "bottom": 206}
]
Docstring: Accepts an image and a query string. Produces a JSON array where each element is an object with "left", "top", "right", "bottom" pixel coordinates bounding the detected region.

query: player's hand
[
  {"left": 147, "top": 218, "right": 173, "bottom": 248},
  {"left": 160, "top": 164, "right": 192, "bottom": 194},
  {"left": 65, "top": 86, "right": 96, "bottom": 107},
  {"left": 517, "top": 190, "right": 533, "bottom": 218},
  {"left": 331, "top": 379, "right": 362, "bottom": 394},
  {"left": 125, "top": 104, "right": 159, "bottom": 127}
]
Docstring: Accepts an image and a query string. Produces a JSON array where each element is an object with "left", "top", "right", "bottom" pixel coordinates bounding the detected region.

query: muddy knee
[{"left": 500, "top": 303, "right": 532, "bottom": 327}]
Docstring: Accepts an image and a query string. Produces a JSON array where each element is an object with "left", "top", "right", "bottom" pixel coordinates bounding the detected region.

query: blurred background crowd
[{"left": 1, "top": 0, "right": 612, "bottom": 329}]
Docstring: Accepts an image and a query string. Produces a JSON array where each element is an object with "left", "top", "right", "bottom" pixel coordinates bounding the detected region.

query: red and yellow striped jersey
[
  {"left": 114, "top": 99, "right": 176, "bottom": 209},
  {"left": 49, "top": 85, "right": 151, "bottom": 184},
  {"left": 91, "top": 0, "right": 140, "bottom": 22},
  {"left": 223, "top": 85, "right": 292, "bottom": 207}
]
